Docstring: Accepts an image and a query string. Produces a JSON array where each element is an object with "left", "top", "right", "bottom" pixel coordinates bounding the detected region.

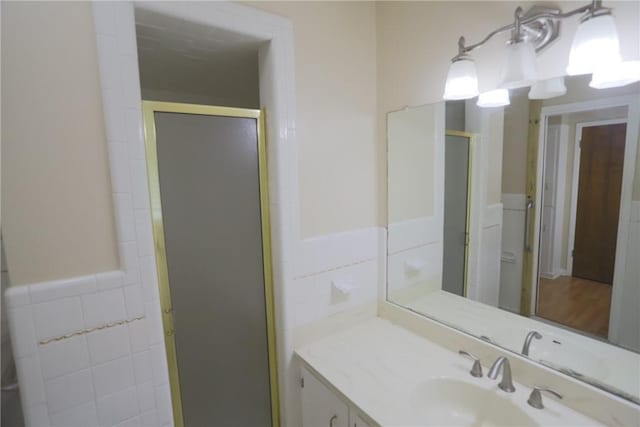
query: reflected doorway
[{"left": 536, "top": 119, "right": 627, "bottom": 338}]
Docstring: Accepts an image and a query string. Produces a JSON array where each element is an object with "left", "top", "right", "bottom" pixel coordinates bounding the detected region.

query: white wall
[
  {"left": 1, "top": 1, "right": 119, "bottom": 286},
  {"left": 4, "top": 2, "right": 383, "bottom": 427}
]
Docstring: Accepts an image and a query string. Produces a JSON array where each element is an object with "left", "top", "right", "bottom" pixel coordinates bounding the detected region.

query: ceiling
[{"left": 134, "top": 8, "right": 261, "bottom": 106}]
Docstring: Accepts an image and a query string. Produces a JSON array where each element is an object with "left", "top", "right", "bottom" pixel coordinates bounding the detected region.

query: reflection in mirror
[{"left": 386, "top": 75, "right": 640, "bottom": 404}]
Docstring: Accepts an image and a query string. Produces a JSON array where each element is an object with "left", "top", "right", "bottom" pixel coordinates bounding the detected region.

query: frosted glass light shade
[
  {"left": 499, "top": 41, "right": 538, "bottom": 89},
  {"left": 566, "top": 14, "right": 621, "bottom": 76},
  {"left": 477, "top": 89, "right": 510, "bottom": 108},
  {"left": 529, "top": 77, "right": 567, "bottom": 99},
  {"left": 590, "top": 60, "right": 640, "bottom": 89},
  {"left": 443, "top": 57, "right": 479, "bottom": 100}
]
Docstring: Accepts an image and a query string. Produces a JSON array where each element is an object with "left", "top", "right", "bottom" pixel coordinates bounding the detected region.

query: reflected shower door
[
  {"left": 442, "top": 132, "right": 471, "bottom": 296},
  {"left": 144, "top": 102, "right": 276, "bottom": 427}
]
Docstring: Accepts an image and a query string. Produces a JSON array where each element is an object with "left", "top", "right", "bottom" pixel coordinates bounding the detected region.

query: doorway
[
  {"left": 442, "top": 131, "right": 472, "bottom": 297},
  {"left": 143, "top": 102, "right": 278, "bottom": 427},
  {"left": 536, "top": 119, "right": 627, "bottom": 338}
]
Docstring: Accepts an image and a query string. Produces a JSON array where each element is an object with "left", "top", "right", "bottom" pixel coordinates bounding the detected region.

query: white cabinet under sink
[{"left": 301, "top": 366, "right": 373, "bottom": 427}]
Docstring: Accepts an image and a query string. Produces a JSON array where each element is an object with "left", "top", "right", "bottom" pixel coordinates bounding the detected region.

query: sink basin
[{"left": 410, "top": 378, "right": 538, "bottom": 426}]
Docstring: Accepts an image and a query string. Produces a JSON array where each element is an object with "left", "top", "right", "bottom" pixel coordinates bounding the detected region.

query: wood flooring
[{"left": 537, "top": 276, "right": 612, "bottom": 338}]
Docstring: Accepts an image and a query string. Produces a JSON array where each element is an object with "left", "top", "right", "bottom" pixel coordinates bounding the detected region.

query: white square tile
[
  {"left": 114, "top": 2, "right": 137, "bottom": 56},
  {"left": 128, "top": 318, "right": 149, "bottom": 354},
  {"left": 45, "top": 369, "right": 94, "bottom": 414},
  {"left": 134, "top": 214, "right": 154, "bottom": 258},
  {"left": 150, "top": 344, "right": 168, "bottom": 387},
  {"left": 115, "top": 416, "right": 141, "bottom": 427},
  {"left": 140, "top": 410, "right": 157, "bottom": 427},
  {"left": 30, "top": 275, "right": 96, "bottom": 304},
  {"left": 87, "top": 324, "right": 131, "bottom": 366},
  {"left": 120, "top": 55, "right": 142, "bottom": 110},
  {"left": 33, "top": 297, "right": 84, "bottom": 341},
  {"left": 24, "top": 403, "right": 50, "bottom": 427},
  {"left": 129, "top": 157, "right": 151, "bottom": 210},
  {"left": 96, "top": 270, "right": 125, "bottom": 291},
  {"left": 132, "top": 351, "right": 153, "bottom": 384},
  {"left": 154, "top": 384, "right": 173, "bottom": 425},
  {"left": 136, "top": 382, "right": 155, "bottom": 412},
  {"left": 4, "top": 285, "right": 30, "bottom": 307},
  {"left": 7, "top": 306, "right": 37, "bottom": 357},
  {"left": 120, "top": 242, "right": 141, "bottom": 285},
  {"left": 113, "top": 193, "right": 136, "bottom": 243},
  {"left": 97, "top": 386, "right": 138, "bottom": 427},
  {"left": 139, "top": 256, "right": 159, "bottom": 303},
  {"left": 39, "top": 336, "right": 90, "bottom": 379},
  {"left": 144, "top": 303, "right": 163, "bottom": 346},
  {"left": 102, "top": 92, "right": 130, "bottom": 144},
  {"left": 92, "top": 356, "right": 134, "bottom": 398},
  {"left": 95, "top": 34, "right": 121, "bottom": 90},
  {"left": 108, "top": 141, "right": 131, "bottom": 191},
  {"left": 124, "top": 285, "right": 144, "bottom": 318},
  {"left": 15, "top": 355, "right": 45, "bottom": 407},
  {"left": 125, "top": 109, "right": 146, "bottom": 160},
  {"left": 82, "top": 289, "right": 126, "bottom": 330},
  {"left": 92, "top": 1, "right": 117, "bottom": 36},
  {"left": 51, "top": 401, "right": 99, "bottom": 427}
]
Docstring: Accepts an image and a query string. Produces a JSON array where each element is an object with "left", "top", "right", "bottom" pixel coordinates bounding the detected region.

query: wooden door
[{"left": 572, "top": 123, "right": 626, "bottom": 284}]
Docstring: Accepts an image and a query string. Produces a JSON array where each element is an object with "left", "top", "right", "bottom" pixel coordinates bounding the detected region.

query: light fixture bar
[{"left": 455, "top": 0, "right": 608, "bottom": 56}]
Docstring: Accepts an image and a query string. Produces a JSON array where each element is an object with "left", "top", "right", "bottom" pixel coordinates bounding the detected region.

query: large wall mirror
[{"left": 386, "top": 75, "right": 640, "bottom": 404}]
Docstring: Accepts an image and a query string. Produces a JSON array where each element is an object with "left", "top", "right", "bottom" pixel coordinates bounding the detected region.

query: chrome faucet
[
  {"left": 458, "top": 350, "right": 483, "bottom": 377},
  {"left": 527, "top": 386, "right": 563, "bottom": 409},
  {"left": 521, "top": 330, "right": 542, "bottom": 356},
  {"left": 488, "top": 357, "right": 516, "bottom": 392}
]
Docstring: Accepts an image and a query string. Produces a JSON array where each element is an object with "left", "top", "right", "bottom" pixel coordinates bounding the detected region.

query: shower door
[
  {"left": 142, "top": 102, "right": 278, "bottom": 427},
  {"left": 442, "top": 131, "right": 472, "bottom": 297}
]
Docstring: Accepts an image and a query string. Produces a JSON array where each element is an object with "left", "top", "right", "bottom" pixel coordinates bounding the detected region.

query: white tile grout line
[
  {"left": 38, "top": 316, "right": 145, "bottom": 346},
  {"left": 294, "top": 257, "right": 377, "bottom": 280}
]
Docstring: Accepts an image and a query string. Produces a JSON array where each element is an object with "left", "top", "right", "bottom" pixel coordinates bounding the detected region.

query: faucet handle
[
  {"left": 458, "top": 350, "right": 483, "bottom": 377},
  {"left": 527, "top": 386, "right": 563, "bottom": 409}
]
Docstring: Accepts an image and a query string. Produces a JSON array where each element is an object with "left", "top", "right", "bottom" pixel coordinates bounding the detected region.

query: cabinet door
[
  {"left": 349, "top": 412, "right": 373, "bottom": 427},
  {"left": 301, "top": 367, "right": 349, "bottom": 427}
]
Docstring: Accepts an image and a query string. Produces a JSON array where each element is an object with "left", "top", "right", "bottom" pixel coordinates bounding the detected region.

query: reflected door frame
[
  {"left": 527, "top": 95, "right": 639, "bottom": 343},
  {"left": 142, "top": 101, "right": 280, "bottom": 427}
]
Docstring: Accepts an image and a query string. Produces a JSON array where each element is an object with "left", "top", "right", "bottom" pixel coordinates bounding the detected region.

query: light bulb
[
  {"left": 477, "top": 89, "right": 510, "bottom": 107},
  {"left": 443, "top": 56, "right": 480, "bottom": 100},
  {"left": 529, "top": 77, "right": 567, "bottom": 99},
  {"left": 590, "top": 61, "right": 640, "bottom": 89},
  {"left": 499, "top": 40, "right": 538, "bottom": 89},
  {"left": 567, "top": 14, "right": 621, "bottom": 76}
]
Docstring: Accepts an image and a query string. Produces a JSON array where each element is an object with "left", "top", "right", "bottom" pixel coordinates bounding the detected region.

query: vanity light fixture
[
  {"left": 477, "top": 89, "right": 510, "bottom": 108},
  {"left": 443, "top": 38, "right": 480, "bottom": 100},
  {"left": 529, "top": 77, "right": 567, "bottom": 99},
  {"left": 442, "top": 0, "right": 629, "bottom": 101}
]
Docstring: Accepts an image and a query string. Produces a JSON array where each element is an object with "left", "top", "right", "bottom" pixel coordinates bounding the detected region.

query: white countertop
[
  {"left": 295, "top": 317, "right": 604, "bottom": 427},
  {"left": 395, "top": 289, "right": 640, "bottom": 400}
]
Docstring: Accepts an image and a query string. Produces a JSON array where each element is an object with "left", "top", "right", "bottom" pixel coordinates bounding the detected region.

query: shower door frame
[{"left": 141, "top": 101, "right": 279, "bottom": 427}]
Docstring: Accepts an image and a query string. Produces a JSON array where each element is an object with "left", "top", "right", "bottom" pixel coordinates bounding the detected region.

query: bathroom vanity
[{"left": 296, "top": 311, "right": 639, "bottom": 427}]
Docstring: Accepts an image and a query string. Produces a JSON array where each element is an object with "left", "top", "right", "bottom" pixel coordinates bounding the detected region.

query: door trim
[
  {"left": 566, "top": 119, "right": 628, "bottom": 278},
  {"left": 142, "top": 101, "right": 280, "bottom": 427}
]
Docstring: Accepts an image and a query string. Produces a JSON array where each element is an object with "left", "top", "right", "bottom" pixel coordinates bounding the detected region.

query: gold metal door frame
[
  {"left": 445, "top": 130, "right": 474, "bottom": 298},
  {"left": 520, "top": 100, "right": 543, "bottom": 316},
  {"left": 142, "top": 101, "right": 280, "bottom": 427}
]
